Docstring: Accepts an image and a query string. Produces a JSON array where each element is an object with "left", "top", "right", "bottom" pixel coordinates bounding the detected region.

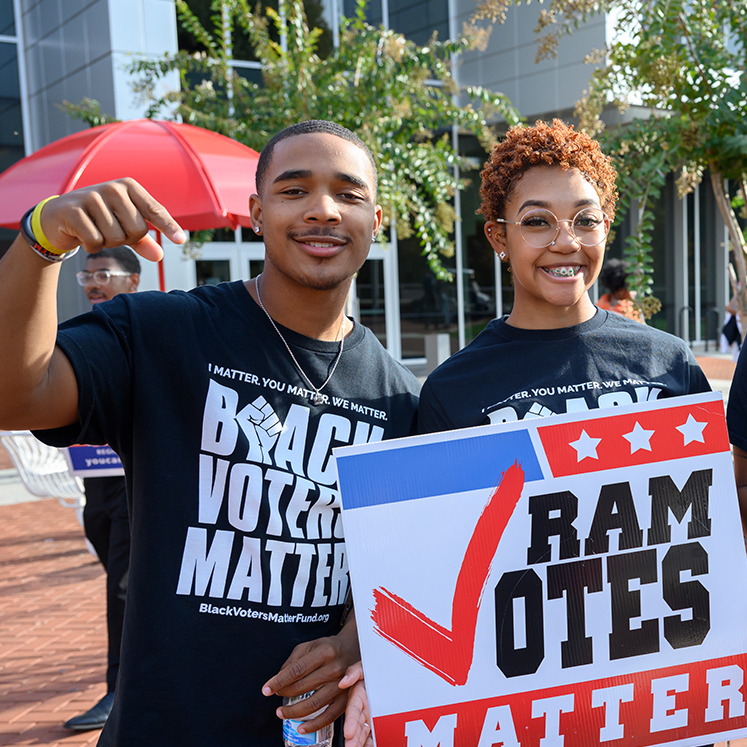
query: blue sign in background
[
  {"left": 66, "top": 445, "right": 123, "bottom": 475},
  {"left": 336, "top": 430, "right": 543, "bottom": 510}
]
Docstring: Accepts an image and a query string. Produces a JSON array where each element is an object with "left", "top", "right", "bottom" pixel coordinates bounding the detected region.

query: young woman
[
  {"left": 417, "top": 119, "right": 708, "bottom": 433},
  {"left": 340, "top": 120, "right": 713, "bottom": 747}
]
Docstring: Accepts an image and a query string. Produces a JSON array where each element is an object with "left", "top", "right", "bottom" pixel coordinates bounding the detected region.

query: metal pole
[
  {"left": 674, "top": 192, "right": 690, "bottom": 342},
  {"left": 280, "top": 1, "right": 288, "bottom": 53},
  {"left": 222, "top": 1, "right": 235, "bottom": 118},
  {"left": 448, "top": 0, "right": 465, "bottom": 350},
  {"left": 386, "top": 226, "right": 402, "bottom": 359},
  {"left": 331, "top": 0, "right": 340, "bottom": 48},
  {"left": 11, "top": 0, "right": 32, "bottom": 155},
  {"left": 693, "top": 184, "right": 701, "bottom": 343},
  {"left": 494, "top": 252, "right": 503, "bottom": 319},
  {"left": 156, "top": 231, "right": 165, "bottom": 292}
]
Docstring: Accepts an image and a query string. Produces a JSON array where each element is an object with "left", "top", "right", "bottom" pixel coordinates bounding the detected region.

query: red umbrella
[{"left": 0, "top": 119, "right": 260, "bottom": 289}]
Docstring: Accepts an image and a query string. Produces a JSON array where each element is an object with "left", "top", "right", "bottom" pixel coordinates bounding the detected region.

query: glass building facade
[
  {"left": 2, "top": 0, "right": 735, "bottom": 356},
  {"left": 0, "top": 0, "right": 25, "bottom": 259}
]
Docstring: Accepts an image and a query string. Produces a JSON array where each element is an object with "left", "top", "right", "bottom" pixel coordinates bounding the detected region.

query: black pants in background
[{"left": 82, "top": 476, "right": 130, "bottom": 693}]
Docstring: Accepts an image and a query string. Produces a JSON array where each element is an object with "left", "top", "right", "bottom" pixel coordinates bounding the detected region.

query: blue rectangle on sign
[{"left": 336, "top": 430, "right": 542, "bottom": 510}]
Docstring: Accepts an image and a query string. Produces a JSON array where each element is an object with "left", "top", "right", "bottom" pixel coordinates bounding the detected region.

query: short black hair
[
  {"left": 85, "top": 246, "right": 141, "bottom": 275},
  {"left": 600, "top": 258, "right": 628, "bottom": 294},
  {"left": 255, "top": 120, "right": 377, "bottom": 194}
]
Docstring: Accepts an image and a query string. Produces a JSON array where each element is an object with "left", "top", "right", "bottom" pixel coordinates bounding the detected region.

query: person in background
[
  {"left": 727, "top": 344, "right": 747, "bottom": 536},
  {"left": 596, "top": 257, "right": 644, "bottom": 323},
  {"left": 79, "top": 246, "right": 140, "bottom": 306},
  {"left": 720, "top": 295, "right": 741, "bottom": 360},
  {"left": 0, "top": 119, "right": 419, "bottom": 747},
  {"left": 63, "top": 247, "right": 139, "bottom": 731}
]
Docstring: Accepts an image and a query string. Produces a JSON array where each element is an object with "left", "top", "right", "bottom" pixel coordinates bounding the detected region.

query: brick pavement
[
  {"left": 0, "top": 499, "right": 107, "bottom": 746},
  {"left": 695, "top": 354, "right": 737, "bottom": 384}
]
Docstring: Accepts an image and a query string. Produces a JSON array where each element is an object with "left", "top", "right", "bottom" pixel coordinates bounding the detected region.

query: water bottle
[{"left": 282, "top": 693, "right": 333, "bottom": 747}]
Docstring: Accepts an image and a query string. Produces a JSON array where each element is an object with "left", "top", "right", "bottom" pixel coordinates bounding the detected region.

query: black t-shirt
[
  {"left": 418, "top": 310, "right": 709, "bottom": 433},
  {"left": 727, "top": 344, "right": 747, "bottom": 451},
  {"left": 35, "top": 281, "right": 420, "bottom": 746}
]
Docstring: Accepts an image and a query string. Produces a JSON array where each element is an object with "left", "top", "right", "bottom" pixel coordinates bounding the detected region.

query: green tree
[
  {"left": 478, "top": 0, "right": 747, "bottom": 318},
  {"left": 130, "top": 0, "right": 520, "bottom": 278}
]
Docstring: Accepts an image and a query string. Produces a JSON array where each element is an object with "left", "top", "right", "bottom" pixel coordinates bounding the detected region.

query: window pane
[
  {"left": 356, "top": 259, "right": 386, "bottom": 347},
  {"left": 0, "top": 0, "right": 14, "bottom": 36},
  {"left": 397, "top": 235, "right": 457, "bottom": 360},
  {"left": 459, "top": 134, "right": 500, "bottom": 341},
  {"left": 234, "top": 65, "right": 263, "bottom": 85},
  {"left": 389, "top": 0, "right": 448, "bottom": 44},
  {"left": 342, "top": 0, "right": 382, "bottom": 26},
  {"left": 178, "top": 1, "right": 331, "bottom": 60},
  {"left": 196, "top": 260, "right": 231, "bottom": 286},
  {"left": 241, "top": 226, "right": 264, "bottom": 242},
  {"left": 0, "top": 42, "right": 24, "bottom": 174},
  {"left": 0, "top": 225, "right": 16, "bottom": 261},
  {"left": 248, "top": 259, "right": 264, "bottom": 279}
]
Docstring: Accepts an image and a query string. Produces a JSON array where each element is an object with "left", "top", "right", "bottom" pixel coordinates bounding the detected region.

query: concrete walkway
[{"left": 0, "top": 353, "right": 741, "bottom": 746}]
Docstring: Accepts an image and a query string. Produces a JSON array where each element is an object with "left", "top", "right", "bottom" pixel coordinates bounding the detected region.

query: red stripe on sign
[
  {"left": 373, "top": 652, "right": 747, "bottom": 746},
  {"left": 537, "top": 400, "right": 729, "bottom": 477}
]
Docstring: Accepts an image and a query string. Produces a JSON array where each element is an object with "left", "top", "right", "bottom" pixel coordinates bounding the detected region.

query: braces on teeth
[{"left": 546, "top": 267, "right": 578, "bottom": 277}]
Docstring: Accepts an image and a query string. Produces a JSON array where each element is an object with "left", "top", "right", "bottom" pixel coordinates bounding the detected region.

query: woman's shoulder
[{"left": 598, "top": 311, "right": 690, "bottom": 352}]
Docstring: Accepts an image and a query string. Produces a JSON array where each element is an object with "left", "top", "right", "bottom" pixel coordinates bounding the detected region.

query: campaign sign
[
  {"left": 63, "top": 444, "right": 124, "bottom": 478},
  {"left": 335, "top": 392, "right": 747, "bottom": 747}
]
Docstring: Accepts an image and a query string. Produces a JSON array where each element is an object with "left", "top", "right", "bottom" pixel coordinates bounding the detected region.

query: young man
[
  {"left": 64, "top": 246, "right": 140, "bottom": 731},
  {"left": 0, "top": 120, "right": 420, "bottom": 746}
]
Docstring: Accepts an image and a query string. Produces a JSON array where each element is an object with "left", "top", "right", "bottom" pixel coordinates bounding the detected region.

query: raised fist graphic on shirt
[{"left": 236, "top": 395, "right": 283, "bottom": 464}]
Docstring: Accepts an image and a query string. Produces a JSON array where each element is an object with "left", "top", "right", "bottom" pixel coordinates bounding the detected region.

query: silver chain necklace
[{"left": 255, "top": 276, "right": 345, "bottom": 404}]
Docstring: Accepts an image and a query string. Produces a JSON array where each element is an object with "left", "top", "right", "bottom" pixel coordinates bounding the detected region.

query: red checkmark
[{"left": 370, "top": 462, "right": 525, "bottom": 686}]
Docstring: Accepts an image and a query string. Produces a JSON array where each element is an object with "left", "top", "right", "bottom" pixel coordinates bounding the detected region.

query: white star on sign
[
  {"left": 676, "top": 414, "right": 707, "bottom": 445},
  {"left": 622, "top": 422, "right": 655, "bottom": 453},
  {"left": 569, "top": 429, "right": 602, "bottom": 461}
]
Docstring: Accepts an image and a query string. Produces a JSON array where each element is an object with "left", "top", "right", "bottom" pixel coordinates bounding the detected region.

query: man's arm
[
  {"left": 733, "top": 445, "right": 747, "bottom": 537},
  {"left": 0, "top": 179, "right": 184, "bottom": 431},
  {"left": 262, "top": 614, "right": 360, "bottom": 732}
]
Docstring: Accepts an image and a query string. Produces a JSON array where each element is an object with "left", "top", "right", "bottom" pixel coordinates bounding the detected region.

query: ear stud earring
[
  {"left": 254, "top": 227, "right": 261, "bottom": 234},
  {"left": 499, "top": 251, "right": 507, "bottom": 261}
]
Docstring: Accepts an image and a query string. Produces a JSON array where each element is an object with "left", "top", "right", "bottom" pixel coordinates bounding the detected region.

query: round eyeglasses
[
  {"left": 494, "top": 207, "right": 610, "bottom": 248},
  {"left": 76, "top": 270, "right": 132, "bottom": 286}
]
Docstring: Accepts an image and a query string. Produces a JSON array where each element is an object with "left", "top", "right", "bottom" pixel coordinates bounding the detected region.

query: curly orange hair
[{"left": 479, "top": 119, "right": 618, "bottom": 222}]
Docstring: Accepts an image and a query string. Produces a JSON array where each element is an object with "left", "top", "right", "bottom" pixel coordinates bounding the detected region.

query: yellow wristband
[{"left": 30, "top": 195, "right": 61, "bottom": 254}]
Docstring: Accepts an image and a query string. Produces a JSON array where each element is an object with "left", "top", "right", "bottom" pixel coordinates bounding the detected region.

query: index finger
[
  {"left": 262, "top": 654, "right": 318, "bottom": 695},
  {"left": 126, "top": 180, "right": 186, "bottom": 247},
  {"left": 129, "top": 234, "right": 165, "bottom": 263},
  {"left": 339, "top": 661, "right": 364, "bottom": 691},
  {"left": 262, "top": 645, "right": 329, "bottom": 696}
]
